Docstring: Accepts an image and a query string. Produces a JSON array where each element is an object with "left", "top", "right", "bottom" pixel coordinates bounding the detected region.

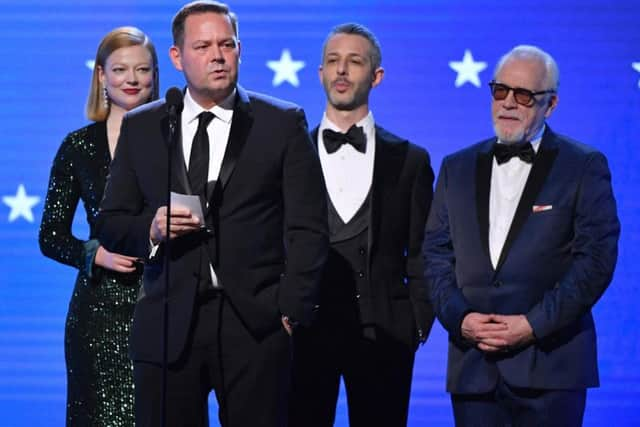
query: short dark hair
[
  {"left": 322, "top": 23, "right": 382, "bottom": 70},
  {"left": 172, "top": 0, "right": 238, "bottom": 48}
]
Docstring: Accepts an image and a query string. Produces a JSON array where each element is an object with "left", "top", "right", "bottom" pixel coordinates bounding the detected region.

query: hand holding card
[{"left": 171, "top": 192, "right": 205, "bottom": 226}]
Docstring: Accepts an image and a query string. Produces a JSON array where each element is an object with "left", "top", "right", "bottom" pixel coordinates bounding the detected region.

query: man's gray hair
[{"left": 495, "top": 45, "right": 559, "bottom": 91}]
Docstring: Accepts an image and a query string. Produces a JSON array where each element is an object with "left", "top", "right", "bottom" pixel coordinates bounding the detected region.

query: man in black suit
[
  {"left": 423, "top": 45, "right": 620, "bottom": 426},
  {"left": 96, "top": 2, "right": 328, "bottom": 426},
  {"left": 288, "top": 23, "right": 434, "bottom": 427}
]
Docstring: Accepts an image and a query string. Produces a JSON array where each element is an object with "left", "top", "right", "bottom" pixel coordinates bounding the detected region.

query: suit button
[
  {"left": 358, "top": 271, "right": 365, "bottom": 278},
  {"left": 493, "top": 280, "right": 502, "bottom": 288},
  {"left": 358, "top": 247, "right": 366, "bottom": 255},
  {"left": 356, "top": 294, "right": 361, "bottom": 300}
]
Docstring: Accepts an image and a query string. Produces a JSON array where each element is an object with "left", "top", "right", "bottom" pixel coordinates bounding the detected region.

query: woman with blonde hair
[{"left": 39, "top": 26, "right": 159, "bottom": 426}]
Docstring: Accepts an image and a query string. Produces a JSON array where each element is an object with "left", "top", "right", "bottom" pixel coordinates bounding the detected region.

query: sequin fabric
[{"left": 39, "top": 122, "right": 139, "bottom": 426}]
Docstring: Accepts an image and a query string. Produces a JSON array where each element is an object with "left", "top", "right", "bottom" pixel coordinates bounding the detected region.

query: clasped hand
[
  {"left": 461, "top": 312, "right": 534, "bottom": 353},
  {"left": 95, "top": 246, "right": 140, "bottom": 273}
]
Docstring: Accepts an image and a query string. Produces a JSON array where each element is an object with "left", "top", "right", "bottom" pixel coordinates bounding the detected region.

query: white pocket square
[{"left": 532, "top": 205, "right": 553, "bottom": 213}]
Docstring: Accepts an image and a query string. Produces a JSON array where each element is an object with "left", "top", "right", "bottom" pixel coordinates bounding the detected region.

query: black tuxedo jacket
[
  {"left": 312, "top": 125, "right": 435, "bottom": 347},
  {"left": 97, "top": 86, "right": 329, "bottom": 363},
  {"left": 424, "top": 127, "right": 620, "bottom": 392}
]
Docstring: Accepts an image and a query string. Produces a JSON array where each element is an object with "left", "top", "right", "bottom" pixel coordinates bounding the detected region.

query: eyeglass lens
[{"left": 491, "top": 83, "right": 535, "bottom": 106}]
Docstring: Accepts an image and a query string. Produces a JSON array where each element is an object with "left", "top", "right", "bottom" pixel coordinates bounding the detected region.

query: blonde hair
[{"left": 86, "top": 26, "right": 160, "bottom": 121}]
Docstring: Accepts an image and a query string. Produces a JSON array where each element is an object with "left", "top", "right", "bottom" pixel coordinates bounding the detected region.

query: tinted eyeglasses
[{"left": 489, "top": 81, "right": 556, "bottom": 107}]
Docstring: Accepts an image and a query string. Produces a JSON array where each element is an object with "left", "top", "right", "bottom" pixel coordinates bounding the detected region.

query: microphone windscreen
[{"left": 165, "top": 87, "right": 184, "bottom": 112}]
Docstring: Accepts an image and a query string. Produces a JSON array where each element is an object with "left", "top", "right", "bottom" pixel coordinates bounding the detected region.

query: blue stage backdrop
[{"left": 0, "top": 1, "right": 638, "bottom": 425}]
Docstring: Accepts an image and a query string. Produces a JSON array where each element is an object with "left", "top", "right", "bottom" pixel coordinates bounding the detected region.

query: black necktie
[
  {"left": 188, "top": 112, "right": 215, "bottom": 202},
  {"left": 322, "top": 125, "right": 366, "bottom": 154},
  {"left": 493, "top": 141, "right": 535, "bottom": 165}
]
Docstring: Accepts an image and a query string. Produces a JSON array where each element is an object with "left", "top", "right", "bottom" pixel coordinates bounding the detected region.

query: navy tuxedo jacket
[
  {"left": 424, "top": 126, "right": 619, "bottom": 393},
  {"left": 312, "top": 125, "right": 435, "bottom": 347},
  {"left": 97, "top": 86, "right": 329, "bottom": 364}
]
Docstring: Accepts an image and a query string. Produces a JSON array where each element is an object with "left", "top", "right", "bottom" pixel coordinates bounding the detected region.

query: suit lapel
[
  {"left": 161, "top": 112, "right": 190, "bottom": 195},
  {"left": 310, "top": 126, "right": 320, "bottom": 150},
  {"left": 368, "top": 126, "right": 405, "bottom": 252},
  {"left": 217, "top": 86, "right": 253, "bottom": 192},
  {"left": 475, "top": 140, "right": 494, "bottom": 265},
  {"left": 495, "top": 128, "right": 559, "bottom": 271}
]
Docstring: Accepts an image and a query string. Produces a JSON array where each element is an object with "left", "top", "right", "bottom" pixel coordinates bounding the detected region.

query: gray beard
[{"left": 493, "top": 125, "right": 526, "bottom": 145}]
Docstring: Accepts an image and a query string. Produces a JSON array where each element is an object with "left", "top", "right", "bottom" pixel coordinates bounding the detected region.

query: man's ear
[
  {"left": 371, "top": 67, "right": 384, "bottom": 88},
  {"left": 169, "top": 45, "right": 183, "bottom": 72},
  {"left": 544, "top": 94, "right": 559, "bottom": 118}
]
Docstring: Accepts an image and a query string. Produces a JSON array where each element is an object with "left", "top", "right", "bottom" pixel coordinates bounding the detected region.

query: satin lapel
[
  {"left": 368, "top": 127, "right": 405, "bottom": 253},
  {"left": 310, "top": 126, "right": 319, "bottom": 149},
  {"left": 495, "top": 129, "right": 559, "bottom": 271},
  {"left": 161, "top": 112, "right": 190, "bottom": 194},
  {"left": 218, "top": 87, "right": 253, "bottom": 191},
  {"left": 475, "top": 140, "right": 494, "bottom": 264}
]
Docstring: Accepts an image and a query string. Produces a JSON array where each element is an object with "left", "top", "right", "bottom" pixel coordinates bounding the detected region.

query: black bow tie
[
  {"left": 493, "top": 142, "right": 535, "bottom": 165},
  {"left": 322, "top": 125, "right": 366, "bottom": 154}
]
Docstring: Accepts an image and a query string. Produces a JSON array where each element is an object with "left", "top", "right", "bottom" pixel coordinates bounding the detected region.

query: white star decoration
[
  {"left": 85, "top": 59, "right": 95, "bottom": 70},
  {"left": 632, "top": 62, "right": 640, "bottom": 88},
  {"left": 449, "top": 49, "right": 487, "bottom": 88},
  {"left": 267, "top": 49, "right": 305, "bottom": 87},
  {"left": 3, "top": 184, "right": 40, "bottom": 223}
]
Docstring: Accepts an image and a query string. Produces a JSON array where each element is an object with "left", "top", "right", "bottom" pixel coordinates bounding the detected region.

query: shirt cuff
[
  {"left": 82, "top": 239, "right": 101, "bottom": 280},
  {"left": 149, "top": 239, "right": 160, "bottom": 259}
]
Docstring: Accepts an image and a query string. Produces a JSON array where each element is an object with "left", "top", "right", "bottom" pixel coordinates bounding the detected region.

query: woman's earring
[{"left": 103, "top": 86, "right": 109, "bottom": 108}]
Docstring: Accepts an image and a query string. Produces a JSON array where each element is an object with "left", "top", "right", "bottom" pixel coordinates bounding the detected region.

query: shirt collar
[
  {"left": 320, "top": 111, "right": 375, "bottom": 135},
  {"left": 183, "top": 88, "right": 236, "bottom": 125}
]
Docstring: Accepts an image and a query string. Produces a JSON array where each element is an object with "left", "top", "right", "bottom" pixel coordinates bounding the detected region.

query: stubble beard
[{"left": 326, "top": 84, "right": 368, "bottom": 112}]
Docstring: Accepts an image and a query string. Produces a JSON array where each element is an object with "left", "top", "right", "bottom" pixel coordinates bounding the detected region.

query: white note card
[{"left": 170, "top": 192, "right": 205, "bottom": 227}]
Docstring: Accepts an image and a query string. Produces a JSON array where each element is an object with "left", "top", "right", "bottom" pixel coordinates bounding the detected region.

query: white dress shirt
[
  {"left": 318, "top": 112, "right": 376, "bottom": 223},
  {"left": 488, "top": 125, "right": 544, "bottom": 268},
  {"left": 181, "top": 88, "right": 235, "bottom": 288},
  {"left": 181, "top": 88, "right": 235, "bottom": 190}
]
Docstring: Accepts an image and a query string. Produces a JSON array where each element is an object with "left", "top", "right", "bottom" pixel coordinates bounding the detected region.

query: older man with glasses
[{"left": 423, "top": 45, "right": 620, "bottom": 427}]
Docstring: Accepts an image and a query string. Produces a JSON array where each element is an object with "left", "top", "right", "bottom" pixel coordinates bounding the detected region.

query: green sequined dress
[{"left": 39, "top": 122, "right": 139, "bottom": 426}]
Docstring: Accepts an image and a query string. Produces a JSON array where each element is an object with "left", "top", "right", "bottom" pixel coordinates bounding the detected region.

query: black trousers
[
  {"left": 289, "top": 308, "right": 415, "bottom": 427},
  {"left": 451, "top": 377, "right": 587, "bottom": 427},
  {"left": 133, "top": 293, "right": 291, "bottom": 427}
]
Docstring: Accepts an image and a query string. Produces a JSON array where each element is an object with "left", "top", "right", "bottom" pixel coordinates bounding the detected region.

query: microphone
[{"left": 165, "top": 87, "right": 184, "bottom": 136}]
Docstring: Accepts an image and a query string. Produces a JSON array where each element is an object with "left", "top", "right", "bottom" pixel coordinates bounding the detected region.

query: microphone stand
[{"left": 161, "top": 104, "right": 179, "bottom": 427}]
